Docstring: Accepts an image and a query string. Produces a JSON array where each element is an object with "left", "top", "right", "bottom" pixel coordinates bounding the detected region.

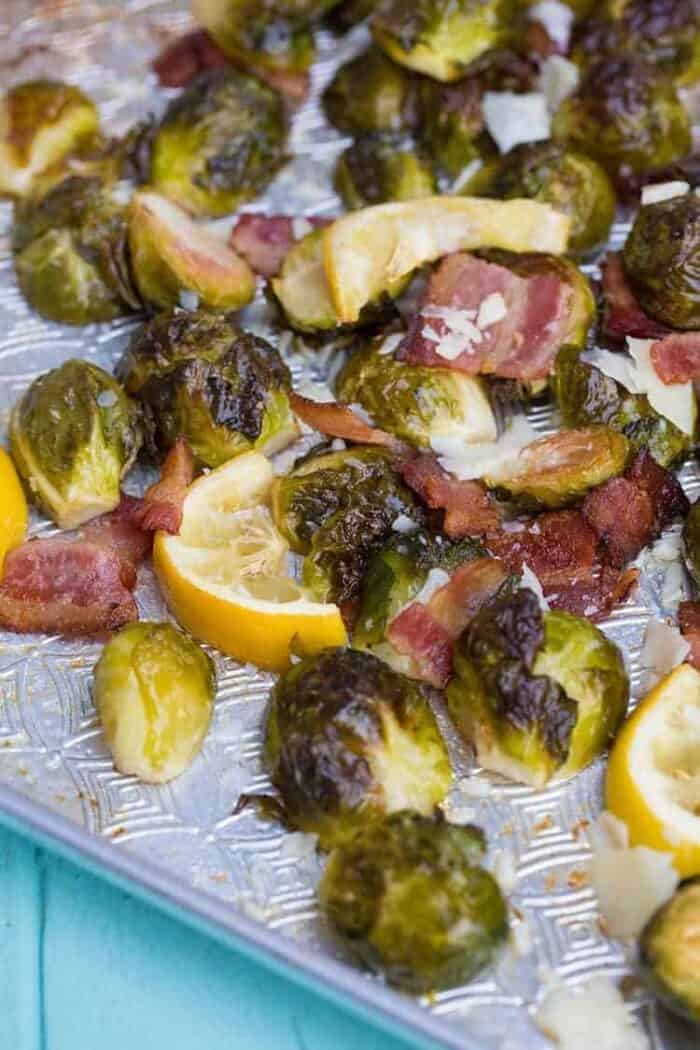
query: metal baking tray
[{"left": 0, "top": 3, "right": 698, "bottom": 1047}]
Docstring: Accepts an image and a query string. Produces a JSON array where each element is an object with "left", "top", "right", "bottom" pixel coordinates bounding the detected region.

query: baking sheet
[{"left": 0, "top": 3, "right": 698, "bottom": 1047}]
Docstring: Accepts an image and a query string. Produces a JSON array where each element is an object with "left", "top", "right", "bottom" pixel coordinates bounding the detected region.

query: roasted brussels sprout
[
  {"left": 12, "top": 174, "right": 136, "bottom": 325},
  {"left": 322, "top": 47, "right": 415, "bottom": 134},
  {"left": 466, "top": 142, "right": 617, "bottom": 256},
  {"left": 553, "top": 345, "right": 690, "bottom": 469},
  {"left": 372, "top": 0, "right": 514, "bottom": 82},
  {"left": 271, "top": 446, "right": 421, "bottom": 604},
  {"left": 265, "top": 649, "right": 451, "bottom": 848},
  {"left": 319, "top": 810, "right": 507, "bottom": 991},
  {"left": 0, "top": 80, "right": 99, "bottom": 198},
  {"left": 639, "top": 878, "right": 700, "bottom": 1026},
  {"left": 622, "top": 193, "right": 700, "bottom": 331},
  {"left": 447, "top": 584, "right": 629, "bottom": 786},
  {"left": 116, "top": 310, "right": 297, "bottom": 467},
  {"left": 150, "top": 68, "right": 288, "bottom": 217},
  {"left": 94, "top": 622, "right": 216, "bottom": 784},
  {"left": 336, "top": 337, "right": 496, "bottom": 448},
  {"left": 552, "top": 57, "right": 691, "bottom": 176},
  {"left": 334, "top": 133, "right": 436, "bottom": 210},
  {"left": 416, "top": 75, "right": 485, "bottom": 179},
  {"left": 9, "top": 360, "right": 141, "bottom": 529},
  {"left": 683, "top": 500, "right": 700, "bottom": 591}
]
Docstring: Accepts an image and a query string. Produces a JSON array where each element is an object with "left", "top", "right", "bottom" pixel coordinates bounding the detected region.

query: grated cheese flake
[
  {"left": 538, "top": 55, "right": 580, "bottom": 114},
  {"left": 536, "top": 976, "right": 650, "bottom": 1050},
  {"left": 627, "top": 337, "right": 696, "bottom": 436},
  {"left": 482, "top": 92, "right": 551, "bottom": 155},
  {"left": 639, "top": 619, "right": 690, "bottom": 692},
  {"left": 528, "top": 0, "right": 574, "bottom": 50},
  {"left": 640, "top": 181, "right": 690, "bottom": 206},
  {"left": 476, "top": 292, "right": 507, "bottom": 329},
  {"left": 521, "top": 564, "right": 550, "bottom": 612},
  {"left": 431, "top": 415, "right": 538, "bottom": 482}
]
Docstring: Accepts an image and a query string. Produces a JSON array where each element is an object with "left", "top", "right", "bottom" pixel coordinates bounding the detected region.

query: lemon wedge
[
  {"left": 0, "top": 448, "right": 28, "bottom": 575},
  {"left": 153, "top": 451, "right": 347, "bottom": 672},
  {"left": 606, "top": 663, "right": 700, "bottom": 878},
  {"left": 323, "top": 197, "right": 571, "bottom": 324}
]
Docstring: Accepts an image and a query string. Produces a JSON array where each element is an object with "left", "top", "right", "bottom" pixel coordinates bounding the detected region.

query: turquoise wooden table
[{"left": 0, "top": 824, "right": 426, "bottom": 1050}]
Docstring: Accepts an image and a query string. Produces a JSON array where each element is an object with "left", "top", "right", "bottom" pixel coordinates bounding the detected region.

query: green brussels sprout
[
  {"left": 12, "top": 174, "right": 137, "bottom": 325},
  {"left": 465, "top": 142, "right": 617, "bottom": 255},
  {"left": 319, "top": 810, "right": 508, "bottom": 991},
  {"left": 150, "top": 68, "right": 288, "bottom": 218},
  {"left": 94, "top": 622, "right": 216, "bottom": 784},
  {"left": 553, "top": 345, "right": 690, "bottom": 469},
  {"left": 486, "top": 426, "right": 631, "bottom": 509},
  {"left": 270, "top": 446, "right": 422, "bottom": 604},
  {"left": 416, "top": 75, "right": 485, "bottom": 179},
  {"left": 622, "top": 194, "right": 700, "bottom": 331},
  {"left": 322, "top": 47, "right": 415, "bottom": 134},
  {"left": 639, "top": 878, "right": 700, "bottom": 1026},
  {"left": 447, "top": 584, "right": 629, "bottom": 786},
  {"left": 128, "top": 191, "right": 256, "bottom": 312},
  {"left": 0, "top": 80, "right": 99, "bottom": 198},
  {"left": 552, "top": 57, "right": 692, "bottom": 176},
  {"left": 372, "top": 0, "right": 515, "bottom": 82},
  {"left": 265, "top": 649, "right": 452, "bottom": 849},
  {"left": 9, "top": 360, "right": 141, "bottom": 529},
  {"left": 116, "top": 310, "right": 297, "bottom": 468},
  {"left": 334, "top": 132, "right": 436, "bottom": 210},
  {"left": 335, "top": 336, "right": 497, "bottom": 448},
  {"left": 683, "top": 501, "right": 700, "bottom": 591}
]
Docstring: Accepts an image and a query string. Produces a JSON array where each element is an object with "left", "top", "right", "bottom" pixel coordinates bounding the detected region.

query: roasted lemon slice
[
  {"left": 153, "top": 452, "right": 347, "bottom": 672},
  {"left": 0, "top": 448, "right": 28, "bottom": 574},
  {"left": 606, "top": 663, "right": 700, "bottom": 878}
]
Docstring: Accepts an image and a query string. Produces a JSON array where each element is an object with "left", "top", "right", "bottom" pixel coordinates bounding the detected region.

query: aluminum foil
[{"left": 0, "top": 4, "right": 698, "bottom": 1047}]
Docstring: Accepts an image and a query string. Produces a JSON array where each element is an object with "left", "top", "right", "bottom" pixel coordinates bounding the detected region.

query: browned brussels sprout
[
  {"left": 622, "top": 193, "right": 700, "bottom": 330},
  {"left": 552, "top": 57, "right": 692, "bottom": 176},
  {"left": 319, "top": 811, "right": 508, "bottom": 991},
  {"left": 150, "top": 68, "right": 288, "bottom": 217},
  {"left": 265, "top": 649, "right": 452, "bottom": 848},
  {"left": 116, "top": 310, "right": 297, "bottom": 467},
  {"left": 639, "top": 878, "right": 700, "bottom": 1026},
  {"left": 326, "top": 0, "right": 376, "bottom": 30},
  {"left": 322, "top": 46, "right": 416, "bottom": 134},
  {"left": 334, "top": 132, "right": 436, "bottom": 209}
]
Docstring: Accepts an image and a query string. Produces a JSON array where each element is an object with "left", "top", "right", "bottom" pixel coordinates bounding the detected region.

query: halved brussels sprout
[
  {"left": 0, "top": 80, "right": 99, "bottom": 198},
  {"left": 150, "top": 68, "right": 288, "bottom": 217},
  {"left": 319, "top": 810, "right": 508, "bottom": 991},
  {"left": 128, "top": 191, "right": 256, "bottom": 312},
  {"left": 466, "top": 142, "right": 617, "bottom": 256},
  {"left": 553, "top": 345, "right": 690, "bottom": 469},
  {"left": 487, "top": 426, "right": 630, "bottom": 509},
  {"left": 683, "top": 500, "right": 700, "bottom": 591},
  {"left": 622, "top": 193, "right": 700, "bottom": 331},
  {"left": 447, "top": 585, "right": 629, "bottom": 787},
  {"left": 372, "top": 0, "right": 514, "bottom": 82},
  {"left": 116, "top": 310, "right": 297, "bottom": 467},
  {"left": 552, "top": 57, "right": 691, "bottom": 176},
  {"left": 322, "top": 46, "right": 415, "bottom": 133},
  {"left": 265, "top": 649, "right": 451, "bottom": 849},
  {"left": 94, "top": 622, "right": 216, "bottom": 784},
  {"left": 192, "top": 0, "right": 320, "bottom": 77},
  {"left": 639, "top": 878, "right": 700, "bottom": 1026},
  {"left": 334, "top": 132, "right": 436, "bottom": 210},
  {"left": 416, "top": 75, "right": 485, "bottom": 179},
  {"left": 10, "top": 360, "right": 141, "bottom": 529},
  {"left": 336, "top": 337, "right": 497, "bottom": 448}
]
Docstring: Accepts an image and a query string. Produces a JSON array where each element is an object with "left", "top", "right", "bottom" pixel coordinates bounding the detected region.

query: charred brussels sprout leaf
[
  {"left": 150, "top": 68, "right": 288, "bottom": 217},
  {"left": 9, "top": 359, "right": 141, "bottom": 529},
  {"left": 622, "top": 194, "right": 700, "bottom": 330},
  {"left": 683, "top": 501, "right": 700, "bottom": 591},
  {"left": 334, "top": 132, "right": 436, "bottom": 210},
  {"left": 95, "top": 622, "right": 216, "bottom": 784},
  {"left": 639, "top": 878, "right": 700, "bottom": 1026},
  {"left": 552, "top": 57, "right": 691, "bottom": 176},
  {"left": 264, "top": 649, "right": 451, "bottom": 849},
  {"left": 322, "top": 47, "right": 415, "bottom": 133},
  {"left": 116, "top": 310, "right": 297, "bottom": 467},
  {"left": 466, "top": 142, "right": 617, "bottom": 256},
  {"left": 372, "top": 0, "right": 515, "bottom": 82},
  {"left": 0, "top": 80, "right": 99, "bottom": 198},
  {"left": 319, "top": 810, "right": 508, "bottom": 991},
  {"left": 553, "top": 345, "right": 690, "bottom": 469}
]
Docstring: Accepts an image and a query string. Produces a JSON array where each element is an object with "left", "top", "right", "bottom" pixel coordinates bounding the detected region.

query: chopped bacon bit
[
  {"left": 289, "top": 393, "right": 410, "bottom": 455},
  {"left": 254, "top": 67, "right": 309, "bottom": 105},
  {"left": 132, "top": 439, "right": 195, "bottom": 535},
  {"left": 230, "top": 214, "right": 328, "bottom": 278},
  {"left": 626, "top": 449, "right": 689, "bottom": 530},
  {"left": 428, "top": 557, "right": 508, "bottom": 636},
  {"left": 399, "top": 452, "right": 502, "bottom": 537},
  {"left": 601, "top": 253, "right": 670, "bottom": 341},
  {"left": 387, "top": 604, "right": 453, "bottom": 688},
  {"left": 650, "top": 332, "right": 700, "bottom": 385},
  {"left": 548, "top": 566, "right": 638, "bottom": 621},
  {"left": 152, "top": 29, "right": 229, "bottom": 88},
  {"left": 679, "top": 601, "right": 700, "bottom": 669},
  {"left": 486, "top": 510, "right": 598, "bottom": 590},
  {"left": 80, "top": 495, "right": 152, "bottom": 569}
]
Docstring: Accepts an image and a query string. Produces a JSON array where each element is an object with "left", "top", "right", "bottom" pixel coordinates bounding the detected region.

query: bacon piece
[
  {"left": 230, "top": 214, "right": 328, "bottom": 278},
  {"left": 601, "top": 253, "right": 670, "bottom": 341},
  {"left": 152, "top": 29, "right": 229, "bottom": 88},
  {"left": 547, "top": 566, "right": 639, "bottom": 621},
  {"left": 132, "top": 439, "right": 195, "bottom": 535},
  {"left": 650, "top": 332, "right": 700, "bottom": 384},
  {"left": 627, "top": 449, "right": 689, "bottom": 529},
  {"left": 679, "top": 601, "right": 700, "bottom": 669},
  {"left": 289, "top": 393, "right": 410, "bottom": 455},
  {"left": 428, "top": 558, "right": 508, "bottom": 636},
  {"left": 401, "top": 252, "right": 573, "bottom": 381},
  {"left": 487, "top": 510, "right": 598, "bottom": 591},
  {"left": 80, "top": 495, "right": 153, "bottom": 569},
  {"left": 399, "top": 452, "right": 501, "bottom": 537}
]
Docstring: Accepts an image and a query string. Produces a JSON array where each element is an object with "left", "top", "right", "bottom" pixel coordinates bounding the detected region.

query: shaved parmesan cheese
[
  {"left": 476, "top": 292, "right": 507, "bottom": 329},
  {"left": 660, "top": 560, "right": 686, "bottom": 608},
  {"left": 627, "top": 337, "right": 696, "bottom": 436},
  {"left": 482, "top": 92, "right": 551, "bottom": 155},
  {"left": 538, "top": 56, "right": 579, "bottom": 114},
  {"left": 528, "top": 0, "right": 574, "bottom": 50},
  {"left": 392, "top": 513, "right": 419, "bottom": 534},
  {"left": 294, "top": 378, "right": 335, "bottom": 403},
  {"left": 536, "top": 977, "right": 650, "bottom": 1050},
  {"left": 641, "top": 181, "right": 690, "bottom": 206},
  {"left": 378, "top": 332, "right": 404, "bottom": 356},
  {"left": 422, "top": 305, "right": 483, "bottom": 361},
  {"left": 178, "top": 289, "right": 200, "bottom": 311},
  {"left": 451, "top": 157, "right": 483, "bottom": 193},
  {"left": 579, "top": 348, "right": 643, "bottom": 394},
  {"left": 521, "top": 564, "right": 549, "bottom": 612},
  {"left": 291, "top": 217, "right": 314, "bottom": 239},
  {"left": 431, "top": 415, "right": 538, "bottom": 482},
  {"left": 348, "top": 402, "right": 374, "bottom": 426},
  {"left": 640, "top": 619, "right": 690, "bottom": 692},
  {"left": 413, "top": 568, "right": 450, "bottom": 605}
]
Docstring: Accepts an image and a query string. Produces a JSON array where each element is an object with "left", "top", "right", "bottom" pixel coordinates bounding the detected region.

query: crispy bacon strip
[
  {"left": 679, "top": 601, "right": 700, "bottom": 670},
  {"left": 131, "top": 439, "right": 195, "bottom": 535},
  {"left": 230, "top": 214, "right": 328, "bottom": 278},
  {"left": 399, "top": 452, "right": 502, "bottom": 537},
  {"left": 601, "top": 253, "right": 670, "bottom": 341},
  {"left": 650, "top": 332, "right": 700, "bottom": 384},
  {"left": 289, "top": 393, "right": 410, "bottom": 455},
  {"left": 545, "top": 566, "right": 639, "bottom": 621},
  {"left": 80, "top": 495, "right": 153, "bottom": 569},
  {"left": 152, "top": 29, "right": 229, "bottom": 88}
]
